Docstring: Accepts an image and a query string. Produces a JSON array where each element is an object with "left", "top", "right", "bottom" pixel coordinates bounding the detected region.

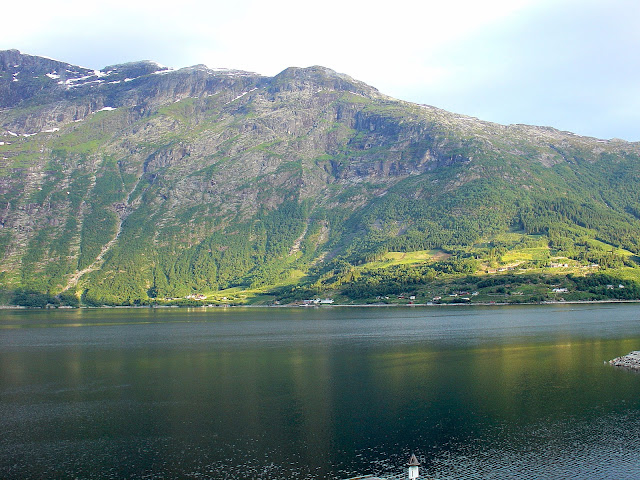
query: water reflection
[{"left": 1, "top": 305, "right": 640, "bottom": 479}]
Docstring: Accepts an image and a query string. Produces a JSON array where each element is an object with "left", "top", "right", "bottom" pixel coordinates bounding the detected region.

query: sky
[{"left": 3, "top": 0, "right": 639, "bottom": 141}]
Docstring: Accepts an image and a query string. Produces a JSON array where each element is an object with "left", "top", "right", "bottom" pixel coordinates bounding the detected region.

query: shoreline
[
  {"left": 3, "top": 298, "right": 640, "bottom": 310},
  {"left": 253, "top": 299, "right": 640, "bottom": 308}
]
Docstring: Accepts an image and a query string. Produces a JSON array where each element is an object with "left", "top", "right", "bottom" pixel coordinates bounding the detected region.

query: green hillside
[{"left": 2, "top": 50, "right": 640, "bottom": 307}]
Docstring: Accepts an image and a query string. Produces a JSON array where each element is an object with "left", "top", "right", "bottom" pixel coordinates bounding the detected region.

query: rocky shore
[{"left": 609, "top": 351, "right": 640, "bottom": 370}]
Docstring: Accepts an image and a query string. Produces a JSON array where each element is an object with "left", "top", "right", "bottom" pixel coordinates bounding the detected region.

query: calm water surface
[{"left": 1, "top": 304, "right": 640, "bottom": 479}]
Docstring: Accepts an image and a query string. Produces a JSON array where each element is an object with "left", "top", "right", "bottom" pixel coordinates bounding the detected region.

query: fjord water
[{"left": 1, "top": 305, "right": 640, "bottom": 479}]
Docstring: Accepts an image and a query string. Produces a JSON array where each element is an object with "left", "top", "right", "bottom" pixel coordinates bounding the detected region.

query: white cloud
[{"left": 192, "top": 0, "right": 539, "bottom": 74}]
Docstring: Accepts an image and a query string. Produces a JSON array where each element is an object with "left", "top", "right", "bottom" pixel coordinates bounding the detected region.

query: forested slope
[{"left": 2, "top": 50, "right": 640, "bottom": 306}]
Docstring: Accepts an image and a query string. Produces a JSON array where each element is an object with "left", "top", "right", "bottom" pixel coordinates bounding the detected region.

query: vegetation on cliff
[{"left": 2, "top": 49, "right": 640, "bottom": 306}]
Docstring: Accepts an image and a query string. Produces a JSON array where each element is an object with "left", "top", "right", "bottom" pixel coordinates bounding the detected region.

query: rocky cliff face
[
  {"left": 1, "top": 49, "right": 640, "bottom": 304},
  {"left": 0, "top": 50, "right": 265, "bottom": 133}
]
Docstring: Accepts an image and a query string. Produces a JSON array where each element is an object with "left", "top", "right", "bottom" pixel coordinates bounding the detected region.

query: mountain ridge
[{"left": 2, "top": 49, "right": 640, "bottom": 306}]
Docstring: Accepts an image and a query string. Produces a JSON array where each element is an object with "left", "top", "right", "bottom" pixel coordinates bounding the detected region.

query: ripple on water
[
  {"left": 2, "top": 412, "right": 640, "bottom": 479},
  {"left": 425, "top": 410, "right": 640, "bottom": 480}
]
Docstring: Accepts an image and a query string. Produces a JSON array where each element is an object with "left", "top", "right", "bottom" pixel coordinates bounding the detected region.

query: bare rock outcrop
[{"left": 609, "top": 351, "right": 640, "bottom": 370}]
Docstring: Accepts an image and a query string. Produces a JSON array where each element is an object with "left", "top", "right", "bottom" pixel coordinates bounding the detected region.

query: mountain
[{"left": 2, "top": 49, "right": 640, "bottom": 306}]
